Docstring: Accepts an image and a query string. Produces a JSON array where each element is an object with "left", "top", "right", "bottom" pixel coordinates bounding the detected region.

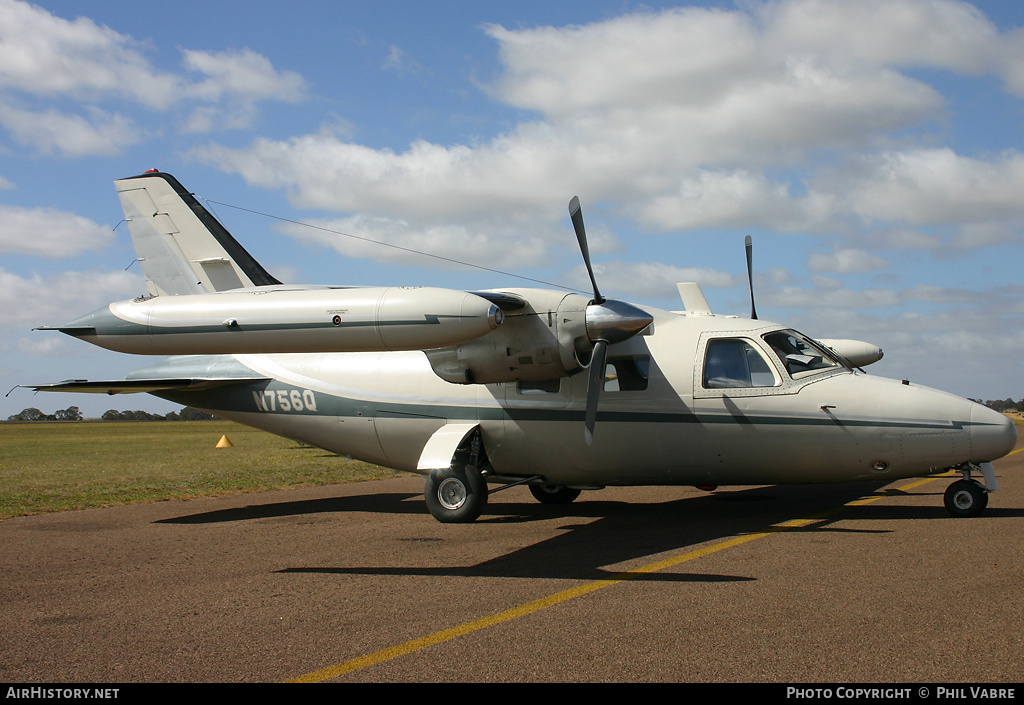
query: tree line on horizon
[
  {"left": 6, "top": 406, "right": 218, "bottom": 422},
  {"left": 968, "top": 398, "right": 1024, "bottom": 413}
]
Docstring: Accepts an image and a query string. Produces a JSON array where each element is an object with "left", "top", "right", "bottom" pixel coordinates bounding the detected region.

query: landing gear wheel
[
  {"left": 529, "top": 484, "right": 581, "bottom": 505},
  {"left": 944, "top": 479, "right": 988, "bottom": 518},
  {"left": 425, "top": 465, "right": 487, "bottom": 523}
]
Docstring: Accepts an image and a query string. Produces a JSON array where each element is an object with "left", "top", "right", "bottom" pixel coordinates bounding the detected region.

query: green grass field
[{"left": 0, "top": 420, "right": 403, "bottom": 520}]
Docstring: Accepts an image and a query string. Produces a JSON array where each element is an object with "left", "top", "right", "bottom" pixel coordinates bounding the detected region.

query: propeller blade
[
  {"left": 584, "top": 339, "right": 608, "bottom": 446},
  {"left": 569, "top": 196, "right": 604, "bottom": 305},
  {"left": 745, "top": 235, "right": 757, "bottom": 320}
]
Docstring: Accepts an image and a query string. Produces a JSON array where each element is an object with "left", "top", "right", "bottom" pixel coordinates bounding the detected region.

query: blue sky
[{"left": 2, "top": 0, "right": 1023, "bottom": 418}]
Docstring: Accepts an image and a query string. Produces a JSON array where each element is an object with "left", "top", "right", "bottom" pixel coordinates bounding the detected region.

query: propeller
[
  {"left": 568, "top": 196, "right": 653, "bottom": 445},
  {"left": 745, "top": 235, "right": 757, "bottom": 320},
  {"left": 569, "top": 196, "right": 604, "bottom": 306}
]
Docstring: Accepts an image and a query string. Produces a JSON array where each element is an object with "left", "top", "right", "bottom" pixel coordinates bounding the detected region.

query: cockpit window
[
  {"left": 763, "top": 330, "right": 842, "bottom": 379},
  {"left": 702, "top": 338, "right": 779, "bottom": 389}
]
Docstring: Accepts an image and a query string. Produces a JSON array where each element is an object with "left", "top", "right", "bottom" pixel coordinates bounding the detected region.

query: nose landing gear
[{"left": 943, "top": 462, "right": 996, "bottom": 518}]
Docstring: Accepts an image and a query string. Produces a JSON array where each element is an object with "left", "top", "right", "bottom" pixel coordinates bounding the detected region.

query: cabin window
[
  {"left": 702, "top": 339, "right": 778, "bottom": 389},
  {"left": 762, "top": 330, "right": 841, "bottom": 379},
  {"left": 603, "top": 355, "right": 650, "bottom": 392}
]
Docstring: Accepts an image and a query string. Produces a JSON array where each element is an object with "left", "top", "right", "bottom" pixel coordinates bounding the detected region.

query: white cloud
[
  {"left": 995, "top": 26, "right": 1024, "bottom": 97},
  {"left": 482, "top": 9, "right": 764, "bottom": 119},
  {"left": 807, "top": 248, "right": 889, "bottom": 274},
  {"left": 635, "top": 170, "right": 809, "bottom": 232},
  {"left": 567, "top": 261, "right": 738, "bottom": 301},
  {"left": 182, "top": 48, "right": 306, "bottom": 104},
  {"left": 15, "top": 334, "right": 71, "bottom": 357},
  {"left": 191, "top": 0, "right": 1024, "bottom": 261},
  {"left": 381, "top": 45, "right": 426, "bottom": 76},
  {"left": 857, "top": 227, "right": 942, "bottom": 250},
  {"left": 819, "top": 148, "right": 1024, "bottom": 227},
  {"left": 276, "top": 214, "right": 550, "bottom": 271},
  {"left": 194, "top": 128, "right": 576, "bottom": 222},
  {"left": 758, "top": 0, "right": 1001, "bottom": 74},
  {"left": 0, "top": 267, "right": 144, "bottom": 330},
  {"left": 0, "top": 0, "right": 309, "bottom": 153},
  {"left": 0, "top": 204, "right": 113, "bottom": 255},
  {"left": 902, "top": 284, "right": 986, "bottom": 304},
  {"left": 949, "top": 222, "right": 1022, "bottom": 249},
  {"left": 0, "top": 104, "right": 144, "bottom": 157},
  {"left": 762, "top": 278, "right": 1018, "bottom": 314},
  {"left": 767, "top": 282, "right": 903, "bottom": 308},
  {"left": 0, "top": 0, "right": 180, "bottom": 108}
]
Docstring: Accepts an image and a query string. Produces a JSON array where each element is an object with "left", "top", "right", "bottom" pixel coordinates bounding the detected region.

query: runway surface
[{"left": 2, "top": 436, "right": 1021, "bottom": 683}]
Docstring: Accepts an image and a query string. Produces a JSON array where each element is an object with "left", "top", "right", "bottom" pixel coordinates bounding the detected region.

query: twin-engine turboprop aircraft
[{"left": 23, "top": 171, "right": 1017, "bottom": 522}]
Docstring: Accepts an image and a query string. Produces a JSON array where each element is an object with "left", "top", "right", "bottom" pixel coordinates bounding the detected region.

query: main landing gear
[
  {"left": 425, "top": 464, "right": 488, "bottom": 523},
  {"left": 424, "top": 466, "right": 586, "bottom": 523},
  {"left": 943, "top": 462, "right": 996, "bottom": 518}
]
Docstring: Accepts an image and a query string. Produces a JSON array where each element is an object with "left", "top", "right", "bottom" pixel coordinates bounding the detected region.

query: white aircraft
[{"left": 23, "top": 171, "right": 1017, "bottom": 522}]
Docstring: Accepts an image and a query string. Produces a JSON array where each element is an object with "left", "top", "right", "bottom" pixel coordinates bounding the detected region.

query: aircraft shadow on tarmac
[
  {"left": 157, "top": 491, "right": 426, "bottom": 524},
  {"left": 154, "top": 479, "right": 1003, "bottom": 583}
]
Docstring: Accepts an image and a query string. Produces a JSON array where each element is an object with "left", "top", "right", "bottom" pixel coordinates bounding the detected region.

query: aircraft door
[
  {"left": 336, "top": 402, "right": 389, "bottom": 467},
  {"left": 487, "top": 377, "right": 575, "bottom": 476},
  {"left": 374, "top": 409, "right": 447, "bottom": 471}
]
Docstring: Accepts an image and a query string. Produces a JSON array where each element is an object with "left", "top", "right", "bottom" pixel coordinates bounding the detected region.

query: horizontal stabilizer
[{"left": 34, "top": 325, "right": 95, "bottom": 334}]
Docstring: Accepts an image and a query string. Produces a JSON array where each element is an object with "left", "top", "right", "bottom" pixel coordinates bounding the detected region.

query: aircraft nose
[{"left": 970, "top": 403, "right": 1017, "bottom": 462}]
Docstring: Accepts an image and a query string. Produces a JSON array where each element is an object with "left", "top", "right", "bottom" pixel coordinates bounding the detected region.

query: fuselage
[{"left": 142, "top": 304, "right": 1017, "bottom": 488}]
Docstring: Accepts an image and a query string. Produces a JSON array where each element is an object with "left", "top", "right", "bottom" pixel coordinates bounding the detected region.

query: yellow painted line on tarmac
[
  {"left": 283, "top": 471, "right": 994, "bottom": 683},
  {"left": 285, "top": 530, "right": 773, "bottom": 682}
]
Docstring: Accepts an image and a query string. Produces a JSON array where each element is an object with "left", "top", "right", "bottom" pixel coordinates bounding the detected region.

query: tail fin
[{"left": 115, "top": 171, "right": 281, "bottom": 296}]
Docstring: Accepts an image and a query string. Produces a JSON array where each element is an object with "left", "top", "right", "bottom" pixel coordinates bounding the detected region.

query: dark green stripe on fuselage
[{"left": 155, "top": 377, "right": 974, "bottom": 433}]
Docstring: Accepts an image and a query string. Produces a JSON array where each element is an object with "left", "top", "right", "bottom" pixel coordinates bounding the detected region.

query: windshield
[{"left": 762, "top": 329, "right": 844, "bottom": 379}]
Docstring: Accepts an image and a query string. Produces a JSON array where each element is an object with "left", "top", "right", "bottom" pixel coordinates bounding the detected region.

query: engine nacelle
[{"left": 426, "top": 290, "right": 592, "bottom": 384}]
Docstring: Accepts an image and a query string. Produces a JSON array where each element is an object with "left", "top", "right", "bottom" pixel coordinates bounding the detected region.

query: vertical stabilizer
[{"left": 115, "top": 171, "right": 280, "bottom": 296}]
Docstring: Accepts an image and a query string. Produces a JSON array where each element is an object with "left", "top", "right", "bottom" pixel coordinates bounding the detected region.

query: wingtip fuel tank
[{"left": 55, "top": 286, "right": 504, "bottom": 355}]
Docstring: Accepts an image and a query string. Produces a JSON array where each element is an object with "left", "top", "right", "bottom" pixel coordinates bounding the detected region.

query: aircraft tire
[
  {"left": 943, "top": 479, "right": 988, "bottom": 518},
  {"left": 425, "top": 465, "right": 487, "bottom": 523},
  {"left": 529, "top": 484, "right": 582, "bottom": 505}
]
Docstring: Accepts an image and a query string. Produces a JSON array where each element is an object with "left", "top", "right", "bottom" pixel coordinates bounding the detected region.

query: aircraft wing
[
  {"left": 469, "top": 290, "right": 527, "bottom": 311},
  {"left": 17, "top": 377, "right": 269, "bottom": 396}
]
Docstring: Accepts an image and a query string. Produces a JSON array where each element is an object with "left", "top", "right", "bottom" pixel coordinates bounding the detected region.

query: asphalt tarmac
[{"left": 2, "top": 437, "right": 1021, "bottom": 684}]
